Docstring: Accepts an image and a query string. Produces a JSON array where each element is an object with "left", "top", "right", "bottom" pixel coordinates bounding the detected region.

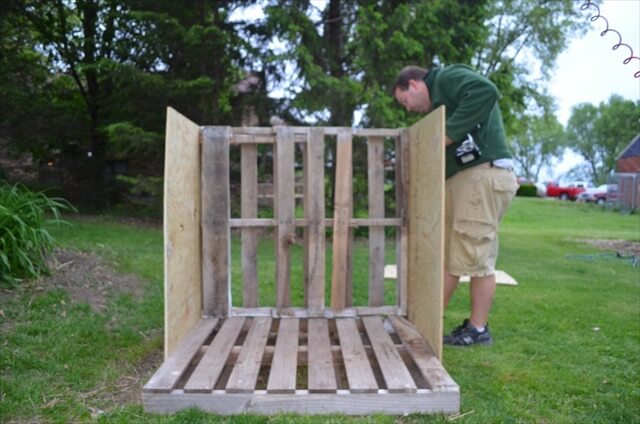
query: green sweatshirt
[{"left": 423, "top": 64, "right": 512, "bottom": 179}]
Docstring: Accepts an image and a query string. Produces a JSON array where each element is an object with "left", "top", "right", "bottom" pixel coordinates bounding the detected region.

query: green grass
[{"left": 1, "top": 198, "right": 638, "bottom": 423}]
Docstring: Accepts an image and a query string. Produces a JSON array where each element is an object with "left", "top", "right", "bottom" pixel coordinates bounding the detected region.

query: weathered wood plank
[
  {"left": 307, "top": 319, "right": 337, "bottom": 393},
  {"left": 389, "top": 316, "right": 458, "bottom": 391},
  {"left": 396, "top": 131, "right": 409, "bottom": 314},
  {"left": 144, "top": 391, "right": 460, "bottom": 415},
  {"left": 230, "top": 305, "right": 401, "bottom": 318},
  {"left": 335, "top": 318, "right": 378, "bottom": 393},
  {"left": 226, "top": 317, "right": 272, "bottom": 393},
  {"left": 362, "top": 316, "right": 416, "bottom": 393},
  {"left": 306, "top": 128, "right": 326, "bottom": 313},
  {"left": 163, "top": 107, "right": 203, "bottom": 359},
  {"left": 184, "top": 317, "right": 246, "bottom": 393},
  {"left": 407, "top": 106, "right": 446, "bottom": 360},
  {"left": 229, "top": 218, "right": 401, "bottom": 228},
  {"left": 367, "top": 136, "right": 385, "bottom": 306},
  {"left": 331, "top": 129, "right": 353, "bottom": 310},
  {"left": 144, "top": 318, "right": 218, "bottom": 393},
  {"left": 202, "top": 126, "right": 231, "bottom": 317},
  {"left": 267, "top": 318, "right": 300, "bottom": 394},
  {"left": 241, "top": 144, "right": 259, "bottom": 307},
  {"left": 275, "top": 127, "right": 295, "bottom": 308}
]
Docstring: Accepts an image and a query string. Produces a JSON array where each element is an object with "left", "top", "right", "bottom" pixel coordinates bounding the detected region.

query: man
[{"left": 393, "top": 64, "right": 518, "bottom": 346}]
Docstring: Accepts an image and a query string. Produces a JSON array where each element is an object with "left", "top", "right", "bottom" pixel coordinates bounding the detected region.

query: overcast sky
[
  {"left": 550, "top": 0, "right": 640, "bottom": 125},
  {"left": 547, "top": 0, "right": 640, "bottom": 180}
]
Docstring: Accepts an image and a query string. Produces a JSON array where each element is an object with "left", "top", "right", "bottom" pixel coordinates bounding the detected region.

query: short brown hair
[{"left": 393, "top": 66, "right": 428, "bottom": 92}]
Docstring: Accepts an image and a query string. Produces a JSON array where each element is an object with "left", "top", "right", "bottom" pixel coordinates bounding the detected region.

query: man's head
[{"left": 393, "top": 66, "right": 431, "bottom": 113}]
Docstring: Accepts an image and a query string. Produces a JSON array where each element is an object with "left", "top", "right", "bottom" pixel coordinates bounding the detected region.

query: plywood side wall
[
  {"left": 406, "top": 106, "right": 446, "bottom": 360},
  {"left": 164, "top": 107, "right": 203, "bottom": 359}
]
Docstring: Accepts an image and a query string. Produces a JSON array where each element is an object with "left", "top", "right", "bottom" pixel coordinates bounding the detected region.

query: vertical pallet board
[
  {"left": 241, "top": 144, "right": 259, "bottom": 307},
  {"left": 305, "top": 128, "right": 326, "bottom": 313},
  {"left": 202, "top": 126, "right": 231, "bottom": 317},
  {"left": 331, "top": 129, "right": 353, "bottom": 311},
  {"left": 367, "top": 136, "right": 385, "bottom": 306},
  {"left": 407, "top": 106, "right": 446, "bottom": 360},
  {"left": 395, "top": 131, "right": 410, "bottom": 314},
  {"left": 163, "top": 107, "right": 203, "bottom": 359},
  {"left": 275, "top": 127, "right": 296, "bottom": 308}
]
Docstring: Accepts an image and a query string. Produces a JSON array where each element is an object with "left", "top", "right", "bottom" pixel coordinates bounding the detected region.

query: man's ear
[{"left": 408, "top": 79, "right": 419, "bottom": 90}]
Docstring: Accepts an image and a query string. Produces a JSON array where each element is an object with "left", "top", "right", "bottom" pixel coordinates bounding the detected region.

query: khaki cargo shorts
[{"left": 445, "top": 162, "right": 518, "bottom": 277}]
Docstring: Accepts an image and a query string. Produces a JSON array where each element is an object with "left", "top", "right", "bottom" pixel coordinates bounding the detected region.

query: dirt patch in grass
[
  {"left": 43, "top": 248, "right": 145, "bottom": 312},
  {"left": 581, "top": 239, "right": 640, "bottom": 256}
]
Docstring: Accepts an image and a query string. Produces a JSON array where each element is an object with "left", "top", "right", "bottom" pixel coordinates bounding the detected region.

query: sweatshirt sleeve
[{"left": 440, "top": 66, "right": 499, "bottom": 144}]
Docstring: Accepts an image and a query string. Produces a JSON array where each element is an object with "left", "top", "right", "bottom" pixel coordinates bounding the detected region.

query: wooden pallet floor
[{"left": 143, "top": 315, "right": 459, "bottom": 415}]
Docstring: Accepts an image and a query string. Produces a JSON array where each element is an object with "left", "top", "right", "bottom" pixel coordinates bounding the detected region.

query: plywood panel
[
  {"left": 331, "top": 129, "right": 353, "bottom": 311},
  {"left": 163, "top": 107, "right": 203, "bottom": 359},
  {"left": 201, "top": 126, "right": 231, "bottom": 317},
  {"left": 406, "top": 106, "right": 445, "bottom": 360}
]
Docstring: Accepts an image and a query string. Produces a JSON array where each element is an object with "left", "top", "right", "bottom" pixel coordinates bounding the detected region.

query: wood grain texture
[
  {"left": 201, "top": 126, "right": 231, "bottom": 317},
  {"left": 163, "top": 107, "right": 203, "bottom": 359},
  {"left": 144, "top": 318, "right": 217, "bottom": 392},
  {"left": 331, "top": 129, "right": 353, "bottom": 310},
  {"left": 275, "top": 127, "right": 295, "bottom": 308},
  {"left": 307, "top": 318, "right": 337, "bottom": 393},
  {"left": 406, "top": 106, "right": 445, "bottom": 360},
  {"left": 241, "top": 144, "right": 259, "bottom": 307},
  {"left": 305, "top": 128, "right": 326, "bottom": 313},
  {"left": 367, "top": 136, "right": 385, "bottom": 306}
]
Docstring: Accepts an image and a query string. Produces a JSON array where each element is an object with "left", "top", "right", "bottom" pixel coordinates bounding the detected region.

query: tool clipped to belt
[{"left": 455, "top": 132, "right": 481, "bottom": 165}]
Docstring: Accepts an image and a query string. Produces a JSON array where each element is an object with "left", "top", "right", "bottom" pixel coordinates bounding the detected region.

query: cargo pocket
[
  {"left": 493, "top": 175, "right": 519, "bottom": 195},
  {"left": 452, "top": 219, "right": 496, "bottom": 270}
]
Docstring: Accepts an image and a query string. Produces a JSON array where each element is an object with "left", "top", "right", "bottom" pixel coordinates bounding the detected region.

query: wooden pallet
[{"left": 143, "top": 315, "right": 459, "bottom": 415}]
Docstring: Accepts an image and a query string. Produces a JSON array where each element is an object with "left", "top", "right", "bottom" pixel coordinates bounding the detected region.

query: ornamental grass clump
[{"left": 0, "top": 183, "right": 75, "bottom": 285}]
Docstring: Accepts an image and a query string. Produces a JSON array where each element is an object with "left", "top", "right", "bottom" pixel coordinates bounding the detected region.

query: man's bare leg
[
  {"left": 469, "top": 274, "right": 496, "bottom": 328},
  {"left": 444, "top": 273, "right": 460, "bottom": 308}
]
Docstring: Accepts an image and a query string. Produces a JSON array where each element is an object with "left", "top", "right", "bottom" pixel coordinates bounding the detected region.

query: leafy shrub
[
  {"left": 0, "top": 183, "right": 75, "bottom": 286},
  {"left": 517, "top": 183, "right": 537, "bottom": 197}
]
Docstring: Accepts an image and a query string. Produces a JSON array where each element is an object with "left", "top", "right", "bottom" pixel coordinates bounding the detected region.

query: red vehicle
[{"left": 545, "top": 181, "right": 593, "bottom": 201}]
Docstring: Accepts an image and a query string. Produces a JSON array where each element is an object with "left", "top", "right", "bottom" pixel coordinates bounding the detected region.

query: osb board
[
  {"left": 164, "top": 107, "right": 202, "bottom": 359},
  {"left": 406, "top": 106, "right": 445, "bottom": 361}
]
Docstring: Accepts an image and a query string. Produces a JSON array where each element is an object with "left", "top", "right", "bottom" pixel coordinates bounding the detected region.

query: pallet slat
[
  {"left": 335, "top": 318, "right": 378, "bottom": 393},
  {"left": 241, "top": 144, "right": 259, "bottom": 307},
  {"left": 331, "top": 129, "right": 353, "bottom": 310},
  {"left": 144, "top": 318, "right": 218, "bottom": 393},
  {"left": 389, "top": 316, "right": 458, "bottom": 391},
  {"left": 184, "top": 317, "right": 246, "bottom": 393},
  {"left": 367, "top": 136, "right": 385, "bottom": 306},
  {"left": 362, "top": 316, "right": 416, "bottom": 393},
  {"left": 307, "top": 319, "right": 337, "bottom": 393},
  {"left": 275, "top": 127, "right": 295, "bottom": 308},
  {"left": 226, "top": 317, "right": 272, "bottom": 393},
  {"left": 202, "top": 126, "right": 231, "bottom": 316},
  {"left": 305, "top": 128, "right": 326, "bottom": 313},
  {"left": 267, "top": 318, "right": 300, "bottom": 393}
]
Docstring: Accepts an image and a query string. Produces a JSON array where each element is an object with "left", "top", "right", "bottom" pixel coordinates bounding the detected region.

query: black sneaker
[{"left": 443, "top": 319, "right": 493, "bottom": 346}]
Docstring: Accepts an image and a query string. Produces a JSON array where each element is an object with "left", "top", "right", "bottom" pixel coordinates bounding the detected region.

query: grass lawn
[{"left": 1, "top": 197, "right": 638, "bottom": 423}]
